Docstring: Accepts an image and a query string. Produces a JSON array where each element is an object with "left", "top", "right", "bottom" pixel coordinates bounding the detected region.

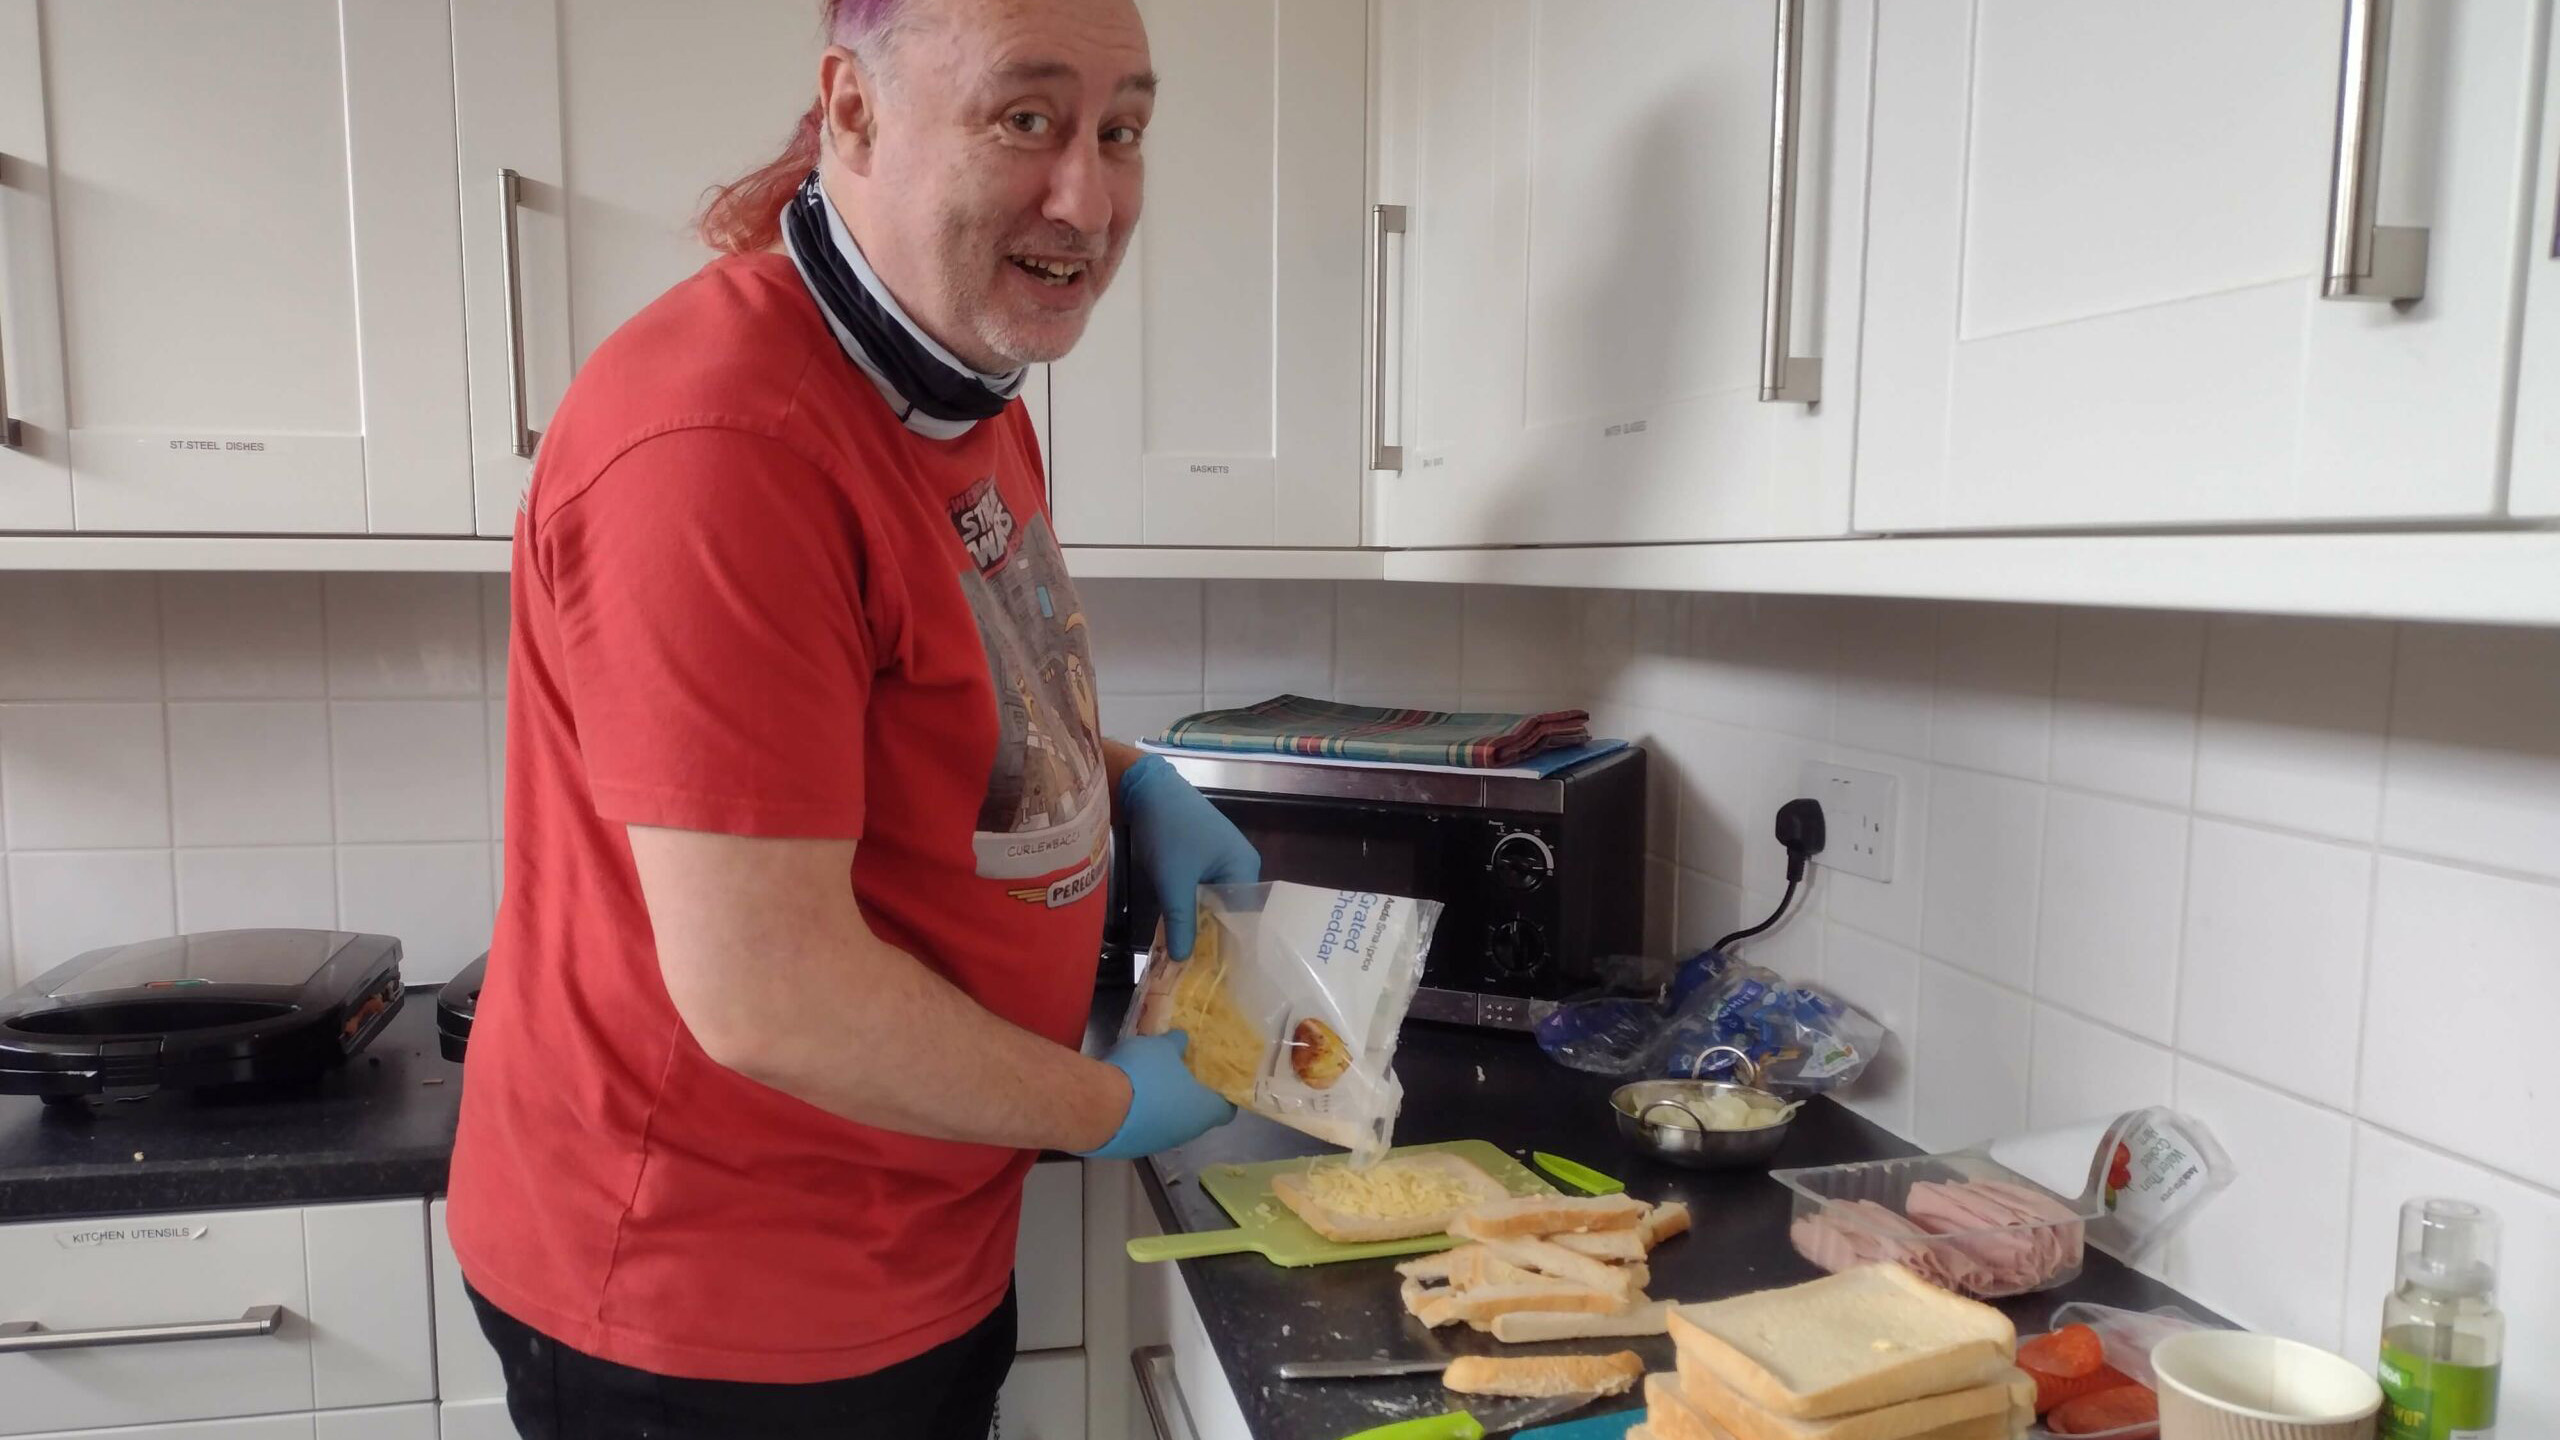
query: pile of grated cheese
[{"left": 1299, "top": 1158, "right": 1485, "bottom": 1220}]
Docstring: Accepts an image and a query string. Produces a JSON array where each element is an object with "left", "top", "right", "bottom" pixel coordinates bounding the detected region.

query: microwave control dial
[
  {"left": 1485, "top": 920, "right": 1549, "bottom": 977},
  {"left": 1487, "top": 831, "right": 1556, "bottom": 892}
]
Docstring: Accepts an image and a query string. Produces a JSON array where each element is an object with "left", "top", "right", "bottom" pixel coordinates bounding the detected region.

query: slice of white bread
[
  {"left": 1270, "top": 1153, "right": 1511, "bottom": 1243},
  {"left": 1452, "top": 1192, "right": 1653, "bottom": 1238},
  {"left": 1554, "top": 1228, "right": 1651, "bottom": 1263},
  {"left": 1673, "top": 1353, "right": 2028, "bottom": 1440},
  {"left": 1667, "top": 1264, "right": 2016, "bottom": 1419},
  {"left": 1647, "top": 1373, "right": 2026, "bottom": 1440},
  {"left": 1493, "top": 1298, "right": 1675, "bottom": 1343},
  {"left": 1441, "top": 1278, "right": 1630, "bottom": 1329},
  {"left": 1449, "top": 1218, "right": 1646, "bottom": 1300},
  {"left": 1398, "top": 1243, "right": 1541, "bottom": 1292},
  {"left": 1444, "top": 1351, "right": 1645, "bottom": 1399},
  {"left": 1644, "top": 1200, "right": 1694, "bottom": 1247}
]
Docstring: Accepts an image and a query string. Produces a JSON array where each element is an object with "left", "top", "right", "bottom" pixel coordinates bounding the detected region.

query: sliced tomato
[
  {"left": 2019, "top": 1323, "right": 2107, "bottom": 1380},
  {"left": 2049, "top": 1384, "right": 2160, "bottom": 1436},
  {"left": 2033, "top": 1363, "right": 2135, "bottom": 1416}
]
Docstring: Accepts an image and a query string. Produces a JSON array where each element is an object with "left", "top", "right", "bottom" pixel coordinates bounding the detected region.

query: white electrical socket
[{"left": 1798, "top": 761, "right": 1898, "bottom": 883}]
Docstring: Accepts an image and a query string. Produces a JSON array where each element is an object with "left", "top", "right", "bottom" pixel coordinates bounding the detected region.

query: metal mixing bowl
[{"left": 1610, "top": 1076, "right": 1801, "bottom": 1170}]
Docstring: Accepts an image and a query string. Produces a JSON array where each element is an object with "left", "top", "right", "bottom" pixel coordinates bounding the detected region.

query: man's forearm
[{"left": 633, "top": 826, "right": 1131, "bottom": 1152}]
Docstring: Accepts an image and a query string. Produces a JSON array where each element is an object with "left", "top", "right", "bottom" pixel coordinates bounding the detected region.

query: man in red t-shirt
[{"left": 444, "top": 1, "right": 1253, "bottom": 1434}]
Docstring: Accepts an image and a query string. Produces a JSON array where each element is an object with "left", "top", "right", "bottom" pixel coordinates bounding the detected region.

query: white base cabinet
[
  {"left": 0, "top": 1201, "right": 433, "bottom": 1438},
  {"left": 16, "top": 1405, "right": 437, "bottom": 1440}
]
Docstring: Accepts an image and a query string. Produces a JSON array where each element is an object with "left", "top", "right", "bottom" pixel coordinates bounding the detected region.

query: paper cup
[{"left": 2152, "top": 1330, "right": 2383, "bottom": 1440}]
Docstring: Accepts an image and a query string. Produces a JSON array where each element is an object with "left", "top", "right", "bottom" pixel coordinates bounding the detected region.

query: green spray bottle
[{"left": 2377, "top": 1197, "right": 2502, "bottom": 1440}]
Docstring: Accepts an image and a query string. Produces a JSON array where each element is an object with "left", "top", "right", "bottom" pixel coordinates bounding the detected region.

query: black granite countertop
[
  {"left": 0, "top": 988, "right": 463, "bottom": 1222},
  {"left": 1135, "top": 1021, "right": 2220, "bottom": 1440},
  {"left": 0, "top": 984, "right": 1134, "bottom": 1224}
]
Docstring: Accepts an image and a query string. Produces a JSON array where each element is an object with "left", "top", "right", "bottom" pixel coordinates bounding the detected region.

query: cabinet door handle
[
  {"left": 1132, "top": 1344, "right": 1200, "bottom": 1440},
  {"left": 0, "top": 271, "right": 21, "bottom": 449},
  {"left": 497, "top": 168, "right": 542, "bottom": 458},
  {"left": 1759, "top": 0, "right": 1822, "bottom": 404},
  {"left": 1368, "top": 203, "right": 1408, "bottom": 471},
  {"left": 2322, "top": 0, "right": 2427, "bottom": 301},
  {"left": 0, "top": 1304, "right": 284, "bottom": 1355}
]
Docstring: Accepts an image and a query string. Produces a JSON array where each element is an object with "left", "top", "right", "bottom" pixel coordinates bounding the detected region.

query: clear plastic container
[{"left": 1772, "top": 1151, "right": 2101, "bottom": 1299}]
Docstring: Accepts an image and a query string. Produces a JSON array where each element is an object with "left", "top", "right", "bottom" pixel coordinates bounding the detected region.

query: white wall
[
  {"left": 3, "top": 569, "right": 2551, "bottom": 1425},
  {"left": 1084, "top": 578, "right": 2558, "bottom": 1429},
  {"left": 1, "top": 572, "right": 505, "bottom": 987}
]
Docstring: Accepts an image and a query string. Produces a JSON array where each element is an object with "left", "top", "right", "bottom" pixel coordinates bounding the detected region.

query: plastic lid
[
  {"left": 2396, "top": 1196, "right": 2499, "bottom": 1299},
  {"left": 1982, "top": 1106, "right": 2235, "bottom": 1264}
]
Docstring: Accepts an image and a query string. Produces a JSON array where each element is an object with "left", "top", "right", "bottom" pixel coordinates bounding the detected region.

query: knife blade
[{"left": 1277, "top": 1356, "right": 1449, "bottom": 1380}]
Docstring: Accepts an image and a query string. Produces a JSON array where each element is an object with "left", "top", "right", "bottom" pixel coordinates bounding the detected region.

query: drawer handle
[
  {"left": 2321, "top": 0, "right": 2427, "bottom": 301},
  {"left": 0, "top": 266, "right": 20, "bottom": 448},
  {"left": 1132, "top": 1344, "right": 1199, "bottom": 1440},
  {"left": 1367, "top": 203, "right": 1408, "bottom": 471},
  {"left": 0, "top": 1304, "right": 284, "bottom": 1355},
  {"left": 1758, "top": 0, "right": 1821, "bottom": 403},
  {"left": 497, "top": 167, "right": 542, "bottom": 458}
]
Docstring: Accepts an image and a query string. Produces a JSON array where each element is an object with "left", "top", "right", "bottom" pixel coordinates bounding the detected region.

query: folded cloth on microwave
[{"left": 1159, "top": 694, "right": 1592, "bottom": 769}]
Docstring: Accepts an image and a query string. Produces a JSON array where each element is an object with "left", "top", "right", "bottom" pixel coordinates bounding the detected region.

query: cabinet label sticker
[{"left": 55, "top": 1224, "right": 208, "bottom": 1250}]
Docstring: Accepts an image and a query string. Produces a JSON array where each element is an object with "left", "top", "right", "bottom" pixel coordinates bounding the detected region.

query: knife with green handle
[{"left": 1335, "top": 1393, "right": 1597, "bottom": 1440}]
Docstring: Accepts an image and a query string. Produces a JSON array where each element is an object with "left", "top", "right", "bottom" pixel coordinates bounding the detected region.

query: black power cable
[{"left": 1709, "top": 797, "right": 1827, "bottom": 955}]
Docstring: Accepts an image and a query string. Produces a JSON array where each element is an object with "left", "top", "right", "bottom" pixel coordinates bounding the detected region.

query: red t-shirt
[{"left": 446, "top": 253, "right": 1109, "bottom": 1383}]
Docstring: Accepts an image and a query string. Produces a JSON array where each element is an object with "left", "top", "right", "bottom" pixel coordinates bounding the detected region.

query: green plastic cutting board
[{"left": 1125, "top": 1139, "right": 1556, "bottom": 1267}]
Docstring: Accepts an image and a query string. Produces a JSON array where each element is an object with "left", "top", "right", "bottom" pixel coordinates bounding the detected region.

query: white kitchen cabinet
[
  {"left": 1374, "top": 0, "right": 1873, "bottom": 549},
  {"left": 18, "top": 1406, "right": 436, "bottom": 1440},
  {"left": 452, "top": 0, "right": 821, "bottom": 536},
  {"left": 0, "top": 0, "right": 472, "bottom": 536},
  {"left": 1855, "top": 0, "right": 2546, "bottom": 532},
  {"left": 433, "top": 1399, "right": 516, "bottom": 1440},
  {"left": 1046, "top": 0, "right": 1371, "bottom": 548},
  {"left": 0, "top": 1201, "right": 433, "bottom": 1437},
  {"left": 2509, "top": 6, "right": 2560, "bottom": 518},
  {"left": 996, "top": 1350, "right": 1088, "bottom": 1440}
]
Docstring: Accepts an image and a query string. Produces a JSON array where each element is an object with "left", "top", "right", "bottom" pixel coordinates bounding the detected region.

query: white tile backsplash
[
  {"left": 2362, "top": 858, "right": 2560, "bottom": 1192},
  {"left": 2035, "top": 791, "right": 2186, "bottom": 1043},
  {"left": 323, "top": 574, "right": 486, "bottom": 699},
  {"left": 2196, "top": 615, "right": 2395, "bottom": 842},
  {"left": 175, "top": 846, "right": 339, "bottom": 933},
  {"left": 167, "top": 702, "right": 333, "bottom": 847},
  {"left": 2173, "top": 1058, "right": 2357, "bottom": 1352},
  {"left": 8, "top": 849, "right": 176, "bottom": 984},
  {"left": 2178, "top": 821, "right": 2372, "bottom": 1109},
  {"left": 1918, "top": 765, "right": 2045, "bottom": 989},
  {"left": 0, "top": 703, "right": 172, "bottom": 851},
  {"left": 6, "top": 570, "right": 2556, "bottom": 1395},
  {"left": 2050, "top": 608, "right": 2204, "bottom": 807},
  {"left": 2382, "top": 623, "right": 2560, "bottom": 881}
]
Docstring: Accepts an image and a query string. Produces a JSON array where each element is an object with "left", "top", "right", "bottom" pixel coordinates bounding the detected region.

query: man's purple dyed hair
[{"left": 699, "top": 0, "right": 916, "bottom": 254}]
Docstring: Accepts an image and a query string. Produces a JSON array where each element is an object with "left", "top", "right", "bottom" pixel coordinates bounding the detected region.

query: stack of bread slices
[
  {"left": 1394, "top": 1193, "right": 1692, "bottom": 1341},
  {"left": 1633, "top": 1265, "right": 2037, "bottom": 1440}
]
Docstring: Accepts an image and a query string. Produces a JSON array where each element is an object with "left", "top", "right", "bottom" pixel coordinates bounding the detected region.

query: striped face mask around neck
[{"left": 781, "top": 169, "right": 1025, "bottom": 440}]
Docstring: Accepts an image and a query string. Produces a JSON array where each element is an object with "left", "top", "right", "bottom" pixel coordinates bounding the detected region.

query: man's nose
[{"left": 1042, "top": 135, "right": 1115, "bottom": 240}]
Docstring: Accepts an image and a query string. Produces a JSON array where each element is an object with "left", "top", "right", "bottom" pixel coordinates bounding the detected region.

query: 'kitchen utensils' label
[
  {"left": 2380, "top": 1341, "right": 2497, "bottom": 1440},
  {"left": 56, "top": 1223, "right": 207, "bottom": 1250}
]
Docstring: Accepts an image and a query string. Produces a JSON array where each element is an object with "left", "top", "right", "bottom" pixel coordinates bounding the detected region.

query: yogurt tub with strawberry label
[{"left": 1773, "top": 1107, "right": 2235, "bottom": 1300}]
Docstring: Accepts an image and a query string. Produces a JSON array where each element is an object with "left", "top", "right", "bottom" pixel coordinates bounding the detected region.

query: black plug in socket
[{"left": 1776, "top": 798, "right": 1826, "bottom": 882}]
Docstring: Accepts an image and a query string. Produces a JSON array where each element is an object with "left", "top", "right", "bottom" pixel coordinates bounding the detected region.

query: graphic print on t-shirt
[{"left": 949, "top": 477, "right": 1108, "bottom": 906}]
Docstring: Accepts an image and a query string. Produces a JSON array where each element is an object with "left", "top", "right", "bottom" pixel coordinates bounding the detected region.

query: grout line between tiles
[{"left": 2346, "top": 624, "right": 2403, "bottom": 1123}]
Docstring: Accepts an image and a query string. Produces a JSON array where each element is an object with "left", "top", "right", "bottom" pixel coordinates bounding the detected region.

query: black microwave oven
[{"left": 1104, "top": 746, "right": 1646, "bottom": 1030}]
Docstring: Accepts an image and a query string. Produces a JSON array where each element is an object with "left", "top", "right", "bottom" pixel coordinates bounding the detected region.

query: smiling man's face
[{"left": 823, "top": 0, "right": 1153, "bottom": 372}]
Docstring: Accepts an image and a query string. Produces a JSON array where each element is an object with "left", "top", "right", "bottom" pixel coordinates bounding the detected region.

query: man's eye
[
  {"left": 1007, "top": 111, "right": 1052, "bottom": 136},
  {"left": 1103, "top": 124, "right": 1143, "bottom": 146}
]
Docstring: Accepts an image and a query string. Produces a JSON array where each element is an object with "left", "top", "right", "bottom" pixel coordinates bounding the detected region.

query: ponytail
[{"left": 697, "top": 102, "right": 825, "bottom": 255}]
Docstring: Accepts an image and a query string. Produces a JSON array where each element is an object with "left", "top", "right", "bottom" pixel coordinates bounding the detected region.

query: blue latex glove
[
  {"left": 1121, "top": 754, "right": 1260, "bottom": 959},
  {"left": 1081, "top": 1031, "right": 1236, "bottom": 1159}
]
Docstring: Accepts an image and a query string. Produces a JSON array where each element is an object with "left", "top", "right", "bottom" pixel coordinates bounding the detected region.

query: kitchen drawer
[
  {"left": 1150, "top": 1255, "right": 1253, "bottom": 1440},
  {"left": 0, "top": 1201, "right": 433, "bottom": 1437},
  {"left": 995, "top": 1349, "right": 1086, "bottom": 1440},
  {"left": 425, "top": 1200, "right": 502, "bottom": 1404},
  {"left": 1015, "top": 1160, "right": 1082, "bottom": 1353},
  {"left": 16, "top": 1403, "right": 437, "bottom": 1440}
]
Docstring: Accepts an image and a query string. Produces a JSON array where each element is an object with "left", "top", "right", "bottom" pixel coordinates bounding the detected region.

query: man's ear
[{"left": 818, "top": 45, "right": 880, "bottom": 174}]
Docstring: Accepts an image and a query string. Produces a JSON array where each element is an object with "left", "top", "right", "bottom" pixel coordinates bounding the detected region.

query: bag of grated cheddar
[{"left": 1124, "top": 882, "right": 1441, "bottom": 1163}]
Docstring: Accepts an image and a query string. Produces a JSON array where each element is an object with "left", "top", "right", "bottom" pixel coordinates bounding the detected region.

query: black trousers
[{"left": 466, "top": 1283, "right": 1017, "bottom": 1440}]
